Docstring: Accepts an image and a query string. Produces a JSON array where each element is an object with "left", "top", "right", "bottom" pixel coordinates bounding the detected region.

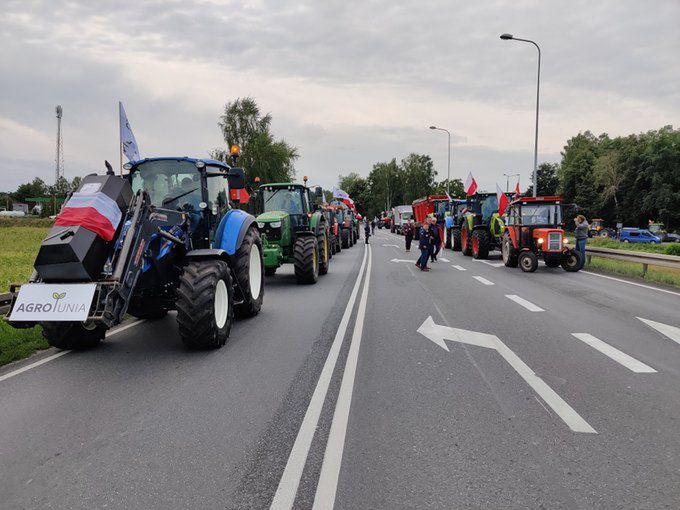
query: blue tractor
[{"left": 7, "top": 155, "right": 263, "bottom": 350}]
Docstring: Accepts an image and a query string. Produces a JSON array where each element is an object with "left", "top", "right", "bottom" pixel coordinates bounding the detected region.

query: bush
[{"left": 665, "top": 244, "right": 680, "bottom": 256}]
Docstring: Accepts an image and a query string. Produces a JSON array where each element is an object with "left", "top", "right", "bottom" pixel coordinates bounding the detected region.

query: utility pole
[{"left": 55, "top": 105, "right": 64, "bottom": 184}]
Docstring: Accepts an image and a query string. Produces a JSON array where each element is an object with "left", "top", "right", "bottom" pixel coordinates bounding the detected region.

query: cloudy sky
[{"left": 1, "top": 0, "right": 678, "bottom": 194}]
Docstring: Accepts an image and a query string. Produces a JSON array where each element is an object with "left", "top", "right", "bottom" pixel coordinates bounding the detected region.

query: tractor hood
[{"left": 257, "top": 211, "right": 289, "bottom": 223}]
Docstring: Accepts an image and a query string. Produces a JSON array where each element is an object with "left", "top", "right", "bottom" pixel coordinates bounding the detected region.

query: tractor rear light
[{"left": 270, "top": 221, "right": 281, "bottom": 228}]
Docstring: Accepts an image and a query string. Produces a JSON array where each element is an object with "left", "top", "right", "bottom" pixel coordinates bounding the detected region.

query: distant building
[{"left": 12, "top": 202, "right": 29, "bottom": 213}]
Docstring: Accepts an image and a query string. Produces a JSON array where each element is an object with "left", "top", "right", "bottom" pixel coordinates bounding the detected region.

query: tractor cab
[{"left": 501, "top": 196, "right": 581, "bottom": 272}]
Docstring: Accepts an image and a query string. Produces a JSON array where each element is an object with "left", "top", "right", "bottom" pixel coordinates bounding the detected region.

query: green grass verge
[
  {"left": 586, "top": 256, "right": 680, "bottom": 288},
  {"left": 0, "top": 319, "right": 48, "bottom": 366},
  {"left": 586, "top": 236, "right": 680, "bottom": 255}
]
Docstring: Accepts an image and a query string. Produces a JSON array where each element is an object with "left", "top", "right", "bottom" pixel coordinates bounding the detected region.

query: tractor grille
[
  {"left": 548, "top": 232, "right": 562, "bottom": 251},
  {"left": 262, "top": 224, "right": 282, "bottom": 241}
]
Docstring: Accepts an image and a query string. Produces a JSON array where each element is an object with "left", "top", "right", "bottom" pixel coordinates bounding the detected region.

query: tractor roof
[
  {"left": 260, "top": 182, "right": 306, "bottom": 189},
  {"left": 510, "top": 195, "right": 563, "bottom": 205},
  {"left": 129, "top": 157, "right": 231, "bottom": 170},
  {"left": 413, "top": 194, "right": 450, "bottom": 204}
]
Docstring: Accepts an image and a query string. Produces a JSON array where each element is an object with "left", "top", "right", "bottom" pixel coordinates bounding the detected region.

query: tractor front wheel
[
  {"left": 561, "top": 250, "right": 583, "bottom": 272},
  {"left": 42, "top": 321, "right": 106, "bottom": 350},
  {"left": 341, "top": 229, "right": 350, "bottom": 249},
  {"left": 176, "top": 259, "right": 233, "bottom": 349},
  {"left": 452, "top": 228, "right": 462, "bottom": 251},
  {"left": 294, "top": 236, "right": 319, "bottom": 284},
  {"left": 233, "top": 226, "right": 264, "bottom": 318},
  {"left": 461, "top": 224, "right": 472, "bottom": 256},
  {"left": 502, "top": 232, "right": 518, "bottom": 267},
  {"left": 518, "top": 251, "right": 538, "bottom": 272},
  {"left": 472, "top": 229, "right": 490, "bottom": 259},
  {"left": 318, "top": 232, "right": 330, "bottom": 275},
  {"left": 445, "top": 229, "right": 452, "bottom": 249}
]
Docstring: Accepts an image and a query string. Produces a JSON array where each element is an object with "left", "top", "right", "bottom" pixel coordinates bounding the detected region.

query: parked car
[{"left": 619, "top": 228, "right": 661, "bottom": 244}]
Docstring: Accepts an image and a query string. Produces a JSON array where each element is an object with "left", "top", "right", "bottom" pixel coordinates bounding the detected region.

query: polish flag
[
  {"left": 342, "top": 197, "right": 355, "bottom": 210},
  {"left": 464, "top": 172, "right": 478, "bottom": 196},
  {"left": 514, "top": 181, "right": 521, "bottom": 198},
  {"left": 497, "top": 183, "right": 509, "bottom": 217},
  {"left": 54, "top": 191, "right": 122, "bottom": 241}
]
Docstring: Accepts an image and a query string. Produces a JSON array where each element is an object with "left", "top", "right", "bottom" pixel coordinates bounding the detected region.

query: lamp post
[
  {"left": 500, "top": 33, "right": 541, "bottom": 197},
  {"left": 429, "top": 126, "right": 451, "bottom": 196},
  {"left": 503, "top": 173, "right": 520, "bottom": 192}
]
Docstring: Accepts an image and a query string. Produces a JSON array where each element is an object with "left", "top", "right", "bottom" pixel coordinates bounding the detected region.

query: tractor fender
[
  {"left": 296, "top": 230, "right": 316, "bottom": 238},
  {"left": 186, "top": 248, "right": 228, "bottom": 260},
  {"left": 309, "top": 212, "right": 326, "bottom": 234},
  {"left": 214, "top": 209, "right": 257, "bottom": 256}
]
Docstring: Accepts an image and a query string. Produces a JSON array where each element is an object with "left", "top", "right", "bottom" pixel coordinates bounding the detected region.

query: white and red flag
[
  {"left": 332, "top": 187, "right": 349, "bottom": 200},
  {"left": 464, "top": 172, "right": 478, "bottom": 196},
  {"left": 514, "top": 180, "right": 521, "bottom": 200},
  {"left": 54, "top": 189, "right": 122, "bottom": 241},
  {"left": 341, "top": 197, "right": 356, "bottom": 210},
  {"left": 496, "top": 183, "right": 509, "bottom": 216}
]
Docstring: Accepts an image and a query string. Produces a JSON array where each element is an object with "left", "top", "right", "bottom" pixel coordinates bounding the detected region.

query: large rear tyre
[
  {"left": 452, "top": 228, "right": 462, "bottom": 251},
  {"left": 502, "top": 232, "right": 518, "bottom": 267},
  {"left": 41, "top": 321, "right": 106, "bottom": 350},
  {"left": 519, "top": 251, "right": 538, "bottom": 273},
  {"left": 294, "top": 236, "right": 319, "bottom": 284},
  {"left": 461, "top": 224, "right": 472, "bottom": 256},
  {"left": 176, "top": 260, "right": 233, "bottom": 349},
  {"left": 318, "top": 232, "right": 330, "bottom": 275},
  {"left": 472, "top": 229, "right": 490, "bottom": 259},
  {"left": 341, "top": 229, "right": 350, "bottom": 249},
  {"left": 233, "top": 226, "right": 264, "bottom": 318},
  {"left": 562, "top": 250, "right": 582, "bottom": 272}
]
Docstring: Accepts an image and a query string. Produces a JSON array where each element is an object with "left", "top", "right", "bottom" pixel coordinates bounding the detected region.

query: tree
[
  {"left": 213, "top": 97, "right": 298, "bottom": 185},
  {"left": 13, "top": 177, "right": 48, "bottom": 203},
  {"left": 432, "top": 178, "right": 464, "bottom": 198},
  {"left": 593, "top": 151, "right": 623, "bottom": 219},
  {"left": 401, "top": 153, "right": 437, "bottom": 204},
  {"left": 48, "top": 176, "right": 71, "bottom": 197},
  {"left": 526, "top": 162, "right": 559, "bottom": 196},
  {"left": 70, "top": 176, "right": 82, "bottom": 191},
  {"left": 338, "top": 172, "right": 369, "bottom": 214}
]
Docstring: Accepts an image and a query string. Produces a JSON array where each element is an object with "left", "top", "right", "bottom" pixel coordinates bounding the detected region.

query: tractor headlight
[
  {"left": 563, "top": 238, "right": 569, "bottom": 244},
  {"left": 270, "top": 221, "right": 281, "bottom": 228},
  {"left": 537, "top": 238, "right": 544, "bottom": 244},
  {"left": 257, "top": 222, "right": 265, "bottom": 228}
]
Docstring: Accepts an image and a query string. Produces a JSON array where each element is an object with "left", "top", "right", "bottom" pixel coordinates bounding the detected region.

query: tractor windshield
[
  {"left": 131, "top": 160, "right": 202, "bottom": 210},
  {"left": 521, "top": 204, "right": 561, "bottom": 226},
  {"left": 262, "top": 188, "right": 306, "bottom": 215},
  {"left": 480, "top": 196, "right": 498, "bottom": 222}
]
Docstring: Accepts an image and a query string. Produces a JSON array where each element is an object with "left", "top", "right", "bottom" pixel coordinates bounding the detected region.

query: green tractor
[
  {"left": 460, "top": 192, "right": 506, "bottom": 259},
  {"left": 256, "top": 181, "right": 330, "bottom": 284}
]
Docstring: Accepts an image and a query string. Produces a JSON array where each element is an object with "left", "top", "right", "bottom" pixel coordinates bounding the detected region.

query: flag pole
[{"left": 118, "top": 102, "right": 123, "bottom": 176}]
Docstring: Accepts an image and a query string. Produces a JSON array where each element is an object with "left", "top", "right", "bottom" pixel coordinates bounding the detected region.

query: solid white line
[
  {"left": 270, "top": 247, "right": 369, "bottom": 510},
  {"left": 313, "top": 245, "right": 373, "bottom": 509},
  {"left": 452, "top": 265, "right": 466, "bottom": 271},
  {"left": 637, "top": 317, "right": 680, "bottom": 346},
  {"left": 582, "top": 271, "right": 680, "bottom": 297},
  {"left": 472, "top": 276, "right": 494, "bottom": 286},
  {"left": 505, "top": 295, "right": 544, "bottom": 312},
  {"left": 491, "top": 338, "right": 597, "bottom": 434},
  {"left": 571, "top": 333, "right": 656, "bottom": 373},
  {"left": 0, "top": 319, "right": 145, "bottom": 384}
]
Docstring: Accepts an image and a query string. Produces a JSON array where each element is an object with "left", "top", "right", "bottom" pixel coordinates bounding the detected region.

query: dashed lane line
[
  {"left": 452, "top": 265, "right": 466, "bottom": 271},
  {"left": 472, "top": 276, "right": 494, "bottom": 286},
  {"left": 471, "top": 259, "right": 505, "bottom": 268},
  {"left": 0, "top": 319, "right": 146, "bottom": 384},
  {"left": 571, "top": 333, "right": 657, "bottom": 373},
  {"left": 505, "top": 295, "right": 544, "bottom": 312}
]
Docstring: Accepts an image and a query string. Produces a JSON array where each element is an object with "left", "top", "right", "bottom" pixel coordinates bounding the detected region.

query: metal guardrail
[
  {"left": 584, "top": 246, "right": 680, "bottom": 274},
  {"left": 0, "top": 292, "right": 12, "bottom": 316}
]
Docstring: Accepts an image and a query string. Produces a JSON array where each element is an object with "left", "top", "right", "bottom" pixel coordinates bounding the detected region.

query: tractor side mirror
[{"left": 227, "top": 167, "right": 245, "bottom": 189}]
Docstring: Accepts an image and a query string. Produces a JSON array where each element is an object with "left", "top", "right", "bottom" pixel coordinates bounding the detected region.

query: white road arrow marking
[
  {"left": 637, "top": 317, "right": 680, "bottom": 346},
  {"left": 382, "top": 244, "right": 399, "bottom": 248},
  {"left": 391, "top": 258, "right": 417, "bottom": 263},
  {"left": 417, "top": 316, "right": 597, "bottom": 434},
  {"left": 571, "top": 333, "right": 656, "bottom": 373}
]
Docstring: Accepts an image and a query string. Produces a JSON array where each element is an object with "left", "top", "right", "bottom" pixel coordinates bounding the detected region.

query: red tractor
[
  {"left": 501, "top": 196, "right": 582, "bottom": 273},
  {"left": 412, "top": 195, "right": 449, "bottom": 240}
]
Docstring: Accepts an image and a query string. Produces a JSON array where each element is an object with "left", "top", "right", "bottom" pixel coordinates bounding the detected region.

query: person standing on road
[
  {"left": 364, "top": 221, "right": 371, "bottom": 244},
  {"left": 371, "top": 219, "right": 376, "bottom": 234},
  {"left": 574, "top": 214, "right": 589, "bottom": 269},
  {"left": 430, "top": 217, "right": 441, "bottom": 262},
  {"left": 416, "top": 222, "right": 431, "bottom": 271},
  {"left": 403, "top": 219, "right": 413, "bottom": 252}
]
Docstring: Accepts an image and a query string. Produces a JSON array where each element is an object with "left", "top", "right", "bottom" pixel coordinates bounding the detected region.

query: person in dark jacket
[
  {"left": 403, "top": 220, "right": 414, "bottom": 252},
  {"left": 364, "top": 222, "right": 371, "bottom": 244},
  {"left": 371, "top": 219, "right": 376, "bottom": 234},
  {"left": 430, "top": 217, "right": 442, "bottom": 262},
  {"left": 574, "top": 214, "right": 589, "bottom": 269},
  {"left": 416, "top": 223, "right": 431, "bottom": 271}
]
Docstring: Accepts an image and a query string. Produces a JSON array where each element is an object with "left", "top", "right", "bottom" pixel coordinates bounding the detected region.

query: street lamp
[
  {"left": 503, "top": 173, "right": 520, "bottom": 193},
  {"left": 429, "top": 125, "right": 451, "bottom": 196},
  {"left": 500, "top": 33, "right": 541, "bottom": 197}
]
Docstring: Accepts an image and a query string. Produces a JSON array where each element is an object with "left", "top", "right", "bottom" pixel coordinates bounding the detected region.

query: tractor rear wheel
[
  {"left": 176, "top": 259, "right": 233, "bottom": 349},
  {"left": 265, "top": 267, "right": 277, "bottom": 276},
  {"left": 445, "top": 229, "right": 452, "bottom": 249},
  {"left": 318, "top": 232, "right": 330, "bottom": 275},
  {"left": 461, "top": 224, "right": 472, "bottom": 256},
  {"left": 294, "top": 236, "right": 319, "bottom": 284},
  {"left": 544, "top": 255, "right": 561, "bottom": 268},
  {"left": 341, "top": 229, "right": 350, "bottom": 249},
  {"left": 502, "top": 232, "right": 518, "bottom": 267},
  {"left": 233, "top": 226, "right": 264, "bottom": 318},
  {"left": 519, "top": 251, "right": 538, "bottom": 273},
  {"left": 452, "top": 228, "right": 462, "bottom": 251},
  {"left": 472, "top": 229, "right": 490, "bottom": 259},
  {"left": 561, "top": 250, "right": 582, "bottom": 272},
  {"left": 42, "top": 321, "right": 106, "bottom": 350}
]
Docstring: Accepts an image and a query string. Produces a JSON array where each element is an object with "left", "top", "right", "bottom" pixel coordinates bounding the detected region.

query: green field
[{"left": 0, "top": 225, "right": 50, "bottom": 366}]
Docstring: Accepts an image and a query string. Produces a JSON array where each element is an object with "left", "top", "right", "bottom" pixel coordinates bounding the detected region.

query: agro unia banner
[{"left": 119, "top": 101, "right": 140, "bottom": 162}]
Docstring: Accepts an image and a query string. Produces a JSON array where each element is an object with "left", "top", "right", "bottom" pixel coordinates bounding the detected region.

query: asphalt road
[{"left": 2, "top": 229, "right": 680, "bottom": 509}]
